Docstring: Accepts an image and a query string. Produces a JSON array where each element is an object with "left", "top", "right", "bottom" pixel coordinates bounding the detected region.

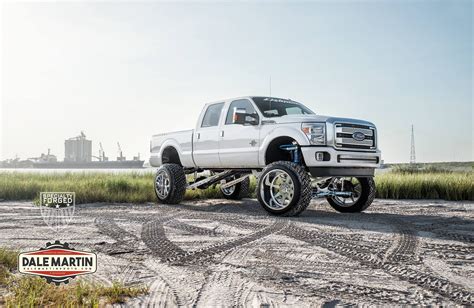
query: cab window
[
  {"left": 225, "top": 99, "right": 259, "bottom": 125},
  {"left": 201, "top": 103, "right": 224, "bottom": 127}
]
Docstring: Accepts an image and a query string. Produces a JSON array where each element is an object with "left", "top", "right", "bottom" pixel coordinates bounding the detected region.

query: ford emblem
[{"left": 352, "top": 131, "right": 366, "bottom": 141}]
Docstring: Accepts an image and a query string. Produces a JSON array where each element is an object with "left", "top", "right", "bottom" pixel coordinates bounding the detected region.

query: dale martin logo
[{"left": 18, "top": 241, "right": 97, "bottom": 285}]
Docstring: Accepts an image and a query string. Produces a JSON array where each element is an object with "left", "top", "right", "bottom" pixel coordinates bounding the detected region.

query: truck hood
[{"left": 268, "top": 114, "right": 376, "bottom": 127}]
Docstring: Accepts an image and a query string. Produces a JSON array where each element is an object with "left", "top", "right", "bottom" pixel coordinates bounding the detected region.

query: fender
[
  {"left": 158, "top": 139, "right": 184, "bottom": 166},
  {"left": 258, "top": 126, "right": 309, "bottom": 165}
]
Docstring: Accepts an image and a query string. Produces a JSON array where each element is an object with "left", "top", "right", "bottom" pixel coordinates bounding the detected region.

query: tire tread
[{"left": 155, "top": 164, "right": 187, "bottom": 204}]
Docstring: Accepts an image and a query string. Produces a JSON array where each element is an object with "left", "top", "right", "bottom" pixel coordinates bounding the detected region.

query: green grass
[
  {"left": 0, "top": 247, "right": 18, "bottom": 285},
  {"left": 0, "top": 169, "right": 472, "bottom": 203},
  {"left": 376, "top": 171, "right": 473, "bottom": 201},
  {"left": 3, "top": 277, "right": 148, "bottom": 307},
  {"left": 0, "top": 172, "right": 155, "bottom": 204},
  {"left": 0, "top": 247, "right": 148, "bottom": 307}
]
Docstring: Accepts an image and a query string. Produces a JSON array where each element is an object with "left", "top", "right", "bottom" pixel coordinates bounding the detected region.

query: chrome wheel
[
  {"left": 259, "top": 169, "right": 295, "bottom": 210},
  {"left": 155, "top": 169, "right": 171, "bottom": 199},
  {"left": 220, "top": 175, "right": 237, "bottom": 196},
  {"left": 221, "top": 185, "right": 236, "bottom": 196},
  {"left": 329, "top": 177, "right": 362, "bottom": 207}
]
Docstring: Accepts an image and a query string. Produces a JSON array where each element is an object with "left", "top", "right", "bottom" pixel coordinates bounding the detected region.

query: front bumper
[{"left": 300, "top": 146, "right": 381, "bottom": 177}]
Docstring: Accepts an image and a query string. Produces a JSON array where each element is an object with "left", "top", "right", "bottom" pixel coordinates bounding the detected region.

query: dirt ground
[{"left": 0, "top": 199, "right": 472, "bottom": 306}]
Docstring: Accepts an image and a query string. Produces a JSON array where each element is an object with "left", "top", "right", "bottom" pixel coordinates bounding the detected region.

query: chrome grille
[{"left": 335, "top": 123, "right": 376, "bottom": 150}]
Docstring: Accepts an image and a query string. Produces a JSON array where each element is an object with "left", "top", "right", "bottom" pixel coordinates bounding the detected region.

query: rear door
[
  {"left": 218, "top": 99, "right": 261, "bottom": 168},
  {"left": 193, "top": 102, "right": 225, "bottom": 168}
]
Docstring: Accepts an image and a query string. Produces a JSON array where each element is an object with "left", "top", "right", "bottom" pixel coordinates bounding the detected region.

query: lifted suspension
[
  {"left": 279, "top": 143, "right": 301, "bottom": 164},
  {"left": 187, "top": 170, "right": 252, "bottom": 190},
  {"left": 279, "top": 143, "right": 353, "bottom": 199}
]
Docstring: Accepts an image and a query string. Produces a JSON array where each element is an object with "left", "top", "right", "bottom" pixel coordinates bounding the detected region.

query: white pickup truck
[{"left": 150, "top": 96, "right": 381, "bottom": 216}]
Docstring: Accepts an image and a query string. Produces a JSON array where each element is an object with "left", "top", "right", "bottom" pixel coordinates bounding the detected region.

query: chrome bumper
[{"left": 301, "top": 146, "right": 381, "bottom": 168}]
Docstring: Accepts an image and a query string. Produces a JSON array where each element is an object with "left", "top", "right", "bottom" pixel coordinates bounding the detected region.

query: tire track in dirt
[
  {"left": 384, "top": 220, "right": 419, "bottom": 264},
  {"left": 95, "top": 217, "right": 138, "bottom": 241},
  {"left": 422, "top": 243, "right": 473, "bottom": 261},
  {"left": 191, "top": 223, "right": 290, "bottom": 307},
  {"left": 421, "top": 226, "right": 474, "bottom": 244},
  {"left": 219, "top": 218, "right": 268, "bottom": 231},
  {"left": 94, "top": 217, "right": 146, "bottom": 255},
  {"left": 144, "top": 259, "right": 205, "bottom": 307},
  {"left": 141, "top": 208, "right": 288, "bottom": 264},
  {"left": 166, "top": 220, "right": 220, "bottom": 237},
  {"left": 284, "top": 223, "right": 472, "bottom": 305},
  {"left": 177, "top": 220, "right": 288, "bottom": 264},
  {"left": 193, "top": 268, "right": 253, "bottom": 307},
  {"left": 140, "top": 216, "right": 289, "bottom": 306},
  {"left": 142, "top": 278, "right": 173, "bottom": 307},
  {"left": 317, "top": 282, "right": 426, "bottom": 305},
  {"left": 141, "top": 217, "right": 187, "bottom": 262}
]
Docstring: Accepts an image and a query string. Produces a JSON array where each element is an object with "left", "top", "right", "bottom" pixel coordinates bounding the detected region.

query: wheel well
[
  {"left": 162, "top": 146, "right": 182, "bottom": 165},
  {"left": 265, "top": 136, "right": 301, "bottom": 165}
]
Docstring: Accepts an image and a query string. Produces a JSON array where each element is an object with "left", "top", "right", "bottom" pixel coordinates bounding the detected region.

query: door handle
[
  {"left": 196, "top": 133, "right": 200, "bottom": 140},
  {"left": 220, "top": 130, "right": 224, "bottom": 137}
]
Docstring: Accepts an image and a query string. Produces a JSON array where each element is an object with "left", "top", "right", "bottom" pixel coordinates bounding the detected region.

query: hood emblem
[{"left": 352, "top": 131, "right": 366, "bottom": 141}]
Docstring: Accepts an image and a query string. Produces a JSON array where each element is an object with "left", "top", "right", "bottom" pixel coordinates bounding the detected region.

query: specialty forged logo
[
  {"left": 18, "top": 241, "right": 97, "bottom": 285},
  {"left": 39, "top": 192, "right": 75, "bottom": 232}
]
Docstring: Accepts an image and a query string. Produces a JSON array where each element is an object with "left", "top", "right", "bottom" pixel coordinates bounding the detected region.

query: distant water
[{"left": 0, "top": 168, "right": 155, "bottom": 174}]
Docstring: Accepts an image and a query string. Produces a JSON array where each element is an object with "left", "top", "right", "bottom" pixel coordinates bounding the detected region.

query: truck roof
[{"left": 203, "top": 96, "right": 296, "bottom": 106}]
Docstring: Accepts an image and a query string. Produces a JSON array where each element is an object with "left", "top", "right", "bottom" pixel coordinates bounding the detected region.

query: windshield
[{"left": 252, "top": 97, "right": 315, "bottom": 118}]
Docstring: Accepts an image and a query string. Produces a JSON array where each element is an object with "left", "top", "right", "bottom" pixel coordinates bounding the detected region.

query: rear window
[{"left": 201, "top": 103, "right": 224, "bottom": 127}]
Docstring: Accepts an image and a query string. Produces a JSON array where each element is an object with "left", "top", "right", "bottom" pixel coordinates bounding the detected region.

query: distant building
[{"left": 64, "top": 132, "right": 92, "bottom": 162}]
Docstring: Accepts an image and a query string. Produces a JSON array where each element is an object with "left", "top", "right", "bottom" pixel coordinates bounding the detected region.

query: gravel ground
[{"left": 0, "top": 199, "right": 473, "bottom": 306}]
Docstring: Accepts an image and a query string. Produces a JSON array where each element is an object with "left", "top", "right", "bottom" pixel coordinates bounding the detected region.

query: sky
[{"left": 1, "top": 0, "right": 472, "bottom": 163}]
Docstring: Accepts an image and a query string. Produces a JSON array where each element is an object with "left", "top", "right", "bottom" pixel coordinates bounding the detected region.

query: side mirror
[
  {"left": 233, "top": 108, "right": 259, "bottom": 125},
  {"left": 232, "top": 108, "right": 247, "bottom": 125}
]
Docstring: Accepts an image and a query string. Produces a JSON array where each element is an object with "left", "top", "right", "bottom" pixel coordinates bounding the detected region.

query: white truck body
[{"left": 150, "top": 96, "right": 381, "bottom": 177}]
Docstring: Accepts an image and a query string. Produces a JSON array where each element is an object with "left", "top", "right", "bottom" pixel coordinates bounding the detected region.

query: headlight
[{"left": 301, "top": 123, "right": 326, "bottom": 145}]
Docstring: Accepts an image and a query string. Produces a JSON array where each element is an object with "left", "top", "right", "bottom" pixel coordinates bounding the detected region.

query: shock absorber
[{"left": 279, "top": 142, "right": 301, "bottom": 164}]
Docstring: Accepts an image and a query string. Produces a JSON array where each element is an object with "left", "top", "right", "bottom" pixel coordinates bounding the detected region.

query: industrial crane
[
  {"left": 117, "top": 142, "right": 125, "bottom": 161},
  {"left": 99, "top": 142, "right": 108, "bottom": 161}
]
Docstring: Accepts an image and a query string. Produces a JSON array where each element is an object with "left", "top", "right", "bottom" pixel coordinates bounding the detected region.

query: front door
[{"left": 219, "top": 99, "right": 261, "bottom": 168}]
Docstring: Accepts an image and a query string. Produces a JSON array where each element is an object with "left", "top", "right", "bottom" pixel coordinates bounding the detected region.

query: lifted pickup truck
[{"left": 150, "top": 96, "right": 381, "bottom": 216}]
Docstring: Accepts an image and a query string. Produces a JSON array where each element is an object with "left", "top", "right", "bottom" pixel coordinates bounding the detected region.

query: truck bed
[{"left": 150, "top": 129, "right": 194, "bottom": 167}]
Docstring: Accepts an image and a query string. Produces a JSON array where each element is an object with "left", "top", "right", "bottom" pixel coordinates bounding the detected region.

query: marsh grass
[
  {"left": 376, "top": 171, "right": 473, "bottom": 201},
  {"left": 4, "top": 277, "right": 148, "bottom": 307},
  {"left": 0, "top": 248, "right": 18, "bottom": 271},
  {"left": 0, "top": 172, "right": 155, "bottom": 204},
  {"left": 0, "top": 248, "right": 18, "bottom": 285},
  {"left": 0, "top": 169, "right": 472, "bottom": 203}
]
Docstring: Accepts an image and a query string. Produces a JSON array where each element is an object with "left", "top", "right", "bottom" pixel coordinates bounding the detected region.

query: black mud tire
[
  {"left": 220, "top": 177, "right": 250, "bottom": 200},
  {"left": 257, "top": 161, "right": 312, "bottom": 217},
  {"left": 326, "top": 177, "right": 376, "bottom": 213},
  {"left": 154, "top": 163, "right": 187, "bottom": 204}
]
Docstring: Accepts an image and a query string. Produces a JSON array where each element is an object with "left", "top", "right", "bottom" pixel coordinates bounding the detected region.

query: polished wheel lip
[
  {"left": 155, "top": 169, "right": 171, "bottom": 199},
  {"left": 330, "top": 177, "right": 361, "bottom": 207},
  {"left": 260, "top": 169, "right": 295, "bottom": 210}
]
